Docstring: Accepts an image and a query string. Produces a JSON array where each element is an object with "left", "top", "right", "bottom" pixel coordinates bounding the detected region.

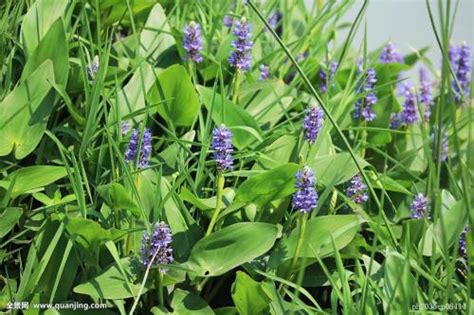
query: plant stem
[
  {"left": 205, "top": 173, "right": 225, "bottom": 236},
  {"left": 231, "top": 70, "right": 241, "bottom": 104},
  {"left": 279, "top": 212, "right": 309, "bottom": 295},
  {"left": 157, "top": 271, "right": 164, "bottom": 306},
  {"left": 291, "top": 212, "right": 308, "bottom": 272}
]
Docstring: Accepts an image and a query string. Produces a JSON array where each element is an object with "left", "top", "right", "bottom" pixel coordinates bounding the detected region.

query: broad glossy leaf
[
  {"left": 149, "top": 65, "right": 200, "bottom": 127},
  {"left": 307, "top": 153, "right": 369, "bottom": 186},
  {"left": 0, "top": 61, "right": 54, "bottom": 159},
  {"left": 98, "top": 183, "right": 141, "bottom": 218},
  {"left": 269, "top": 215, "right": 362, "bottom": 272},
  {"left": 21, "top": 0, "right": 69, "bottom": 55},
  {"left": 198, "top": 86, "right": 262, "bottom": 149},
  {"left": 21, "top": 19, "right": 69, "bottom": 86},
  {"left": 231, "top": 271, "right": 269, "bottom": 315},
  {"left": 235, "top": 163, "right": 300, "bottom": 208},
  {"left": 74, "top": 258, "right": 148, "bottom": 299},
  {"left": 152, "top": 289, "right": 213, "bottom": 315},
  {"left": 161, "top": 177, "right": 202, "bottom": 262},
  {"left": 0, "top": 208, "right": 23, "bottom": 238},
  {"left": 138, "top": 3, "right": 177, "bottom": 66},
  {"left": 187, "top": 222, "right": 278, "bottom": 277},
  {"left": 0, "top": 166, "right": 66, "bottom": 198},
  {"left": 65, "top": 217, "right": 112, "bottom": 251},
  {"left": 239, "top": 80, "right": 294, "bottom": 128}
]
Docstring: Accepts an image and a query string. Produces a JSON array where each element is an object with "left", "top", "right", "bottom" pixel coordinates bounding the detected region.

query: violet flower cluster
[
  {"left": 353, "top": 68, "right": 377, "bottom": 121},
  {"left": 449, "top": 42, "right": 471, "bottom": 103},
  {"left": 319, "top": 61, "right": 338, "bottom": 93},
  {"left": 459, "top": 225, "right": 470, "bottom": 259},
  {"left": 346, "top": 174, "right": 369, "bottom": 204},
  {"left": 224, "top": 15, "right": 233, "bottom": 29},
  {"left": 268, "top": 11, "right": 283, "bottom": 36},
  {"left": 432, "top": 132, "right": 449, "bottom": 162},
  {"left": 86, "top": 55, "right": 99, "bottom": 79},
  {"left": 303, "top": 105, "right": 325, "bottom": 144},
  {"left": 121, "top": 121, "right": 130, "bottom": 136},
  {"left": 379, "top": 41, "right": 403, "bottom": 64},
  {"left": 141, "top": 222, "right": 174, "bottom": 272},
  {"left": 211, "top": 125, "right": 234, "bottom": 172},
  {"left": 259, "top": 64, "right": 270, "bottom": 80},
  {"left": 418, "top": 67, "right": 434, "bottom": 121},
  {"left": 410, "top": 193, "right": 429, "bottom": 219},
  {"left": 292, "top": 166, "right": 318, "bottom": 213},
  {"left": 183, "top": 22, "right": 204, "bottom": 63},
  {"left": 401, "top": 84, "right": 418, "bottom": 124},
  {"left": 124, "top": 127, "right": 152, "bottom": 169},
  {"left": 229, "top": 18, "right": 253, "bottom": 72}
]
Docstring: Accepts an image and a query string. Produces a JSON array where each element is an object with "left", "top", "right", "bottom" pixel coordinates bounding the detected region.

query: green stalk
[
  {"left": 205, "top": 173, "right": 225, "bottom": 236},
  {"left": 279, "top": 212, "right": 308, "bottom": 296},
  {"left": 291, "top": 212, "right": 308, "bottom": 273},
  {"left": 231, "top": 70, "right": 241, "bottom": 104},
  {"left": 156, "top": 271, "right": 164, "bottom": 306}
]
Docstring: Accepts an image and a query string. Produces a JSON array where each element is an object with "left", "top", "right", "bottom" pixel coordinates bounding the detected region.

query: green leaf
[
  {"left": 307, "top": 153, "right": 369, "bottom": 186},
  {"left": 149, "top": 65, "right": 200, "bottom": 127},
  {"left": 180, "top": 187, "right": 235, "bottom": 213},
  {"left": 21, "top": 0, "right": 69, "bottom": 55},
  {"left": 0, "top": 61, "right": 54, "bottom": 159},
  {"left": 187, "top": 222, "right": 279, "bottom": 277},
  {"left": 65, "top": 217, "right": 112, "bottom": 251},
  {"left": 235, "top": 163, "right": 300, "bottom": 208},
  {"left": 151, "top": 289, "right": 213, "bottom": 315},
  {"left": 161, "top": 177, "right": 202, "bottom": 262},
  {"left": 239, "top": 80, "right": 295, "bottom": 128},
  {"left": 198, "top": 86, "right": 262, "bottom": 149},
  {"left": 137, "top": 3, "right": 177, "bottom": 66},
  {"left": 231, "top": 271, "right": 269, "bottom": 315},
  {"left": 0, "top": 166, "right": 67, "bottom": 198},
  {"left": 98, "top": 183, "right": 141, "bottom": 218},
  {"left": 366, "top": 171, "right": 411, "bottom": 194},
  {"left": 21, "top": 19, "right": 69, "bottom": 86},
  {"left": 74, "top": 258, "right": 148, "bottom": 299},
  {"left": 0, "top": 208, "right": 23, "bottom": 238},
  {"left": 269, "top": 215, "right": 362, "bottom": 272}
]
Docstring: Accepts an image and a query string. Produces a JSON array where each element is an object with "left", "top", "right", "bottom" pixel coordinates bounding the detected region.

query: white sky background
[{"left": 337, "top": 0, "right": 474, "bottom": 63}]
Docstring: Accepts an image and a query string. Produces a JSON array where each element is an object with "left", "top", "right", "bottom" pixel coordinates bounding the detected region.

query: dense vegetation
[{"left": 0, "top": 0, "right": 471, "bottom": 314}]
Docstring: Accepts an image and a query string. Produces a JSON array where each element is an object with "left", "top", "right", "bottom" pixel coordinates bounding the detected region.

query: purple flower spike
[
  {"left": 346, "top": 174, "right": 369, "bottom": 204},
  {"left": 229, "top": 18, "right": 253, "bottom": 72},
  {"left": 268, "top": 11, "right": 283, "bottom": 36},
  {"left": 138, "top": 128, "right": 152, "bottom": 169},
  {"left": 390, "top": 113, "right": 402, "bottom": 129},
  {"left": 451, "top": 42, "right": 471, "bottom": 103},
  {"left": 292, "top": 166, "right": 318, "bottom": 213},
  {"left": 354, "top": 68, "right": 377, "bottom": 121},
  {"left": 459, "top": 225, "right": 470, "bottom": 259},
  {"left": 86, "top": 55, "right": 99, "bottom": 79},
  {"left": 121, "top": 121, "right": 130, "bottom": 135},
  {"left": 410, "top": 193, "right": 429, "bottom": 219},
  {"left": 259, "top": 64, "right": 270, "bottom": 80},
  {"left": 125, "top": 128, "right": 140, "bottom": 162},
  {"left": 141, "top": 221, "right": 174, "bottom": 272},
  {"left": 401, "top": 85, "right": 418, "bottom": 124},
  {"left": 379, "top": 41, "right": 404, "bottom": 64},
  {"left": 432, "top": 132, "right": 449, "bottom": 162},
  {"left": 211, "top": 125, "right": 234, "bottom": 172},
  {"left": 124, "top": 127, "right": 153, "bottom": 168},
  {"left": 319, "top": 61, "right": 338, "bottom": 93},
  {"left": 418, "top": 67, "right": 434, "bottom": 121},
  {"left": 183, "top": 22, "right": 204, "bottom": 63},
  {"left": 303, "top": 105, "right": 325, "bottom": 144},
  {"left": 224, "top": 15, "right": 233, "bottom": 29}
]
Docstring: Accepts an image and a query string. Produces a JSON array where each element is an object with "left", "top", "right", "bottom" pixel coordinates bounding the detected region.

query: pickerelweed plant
[{"left": 0, "top": 0, "right": 470, "bottom": 314}]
